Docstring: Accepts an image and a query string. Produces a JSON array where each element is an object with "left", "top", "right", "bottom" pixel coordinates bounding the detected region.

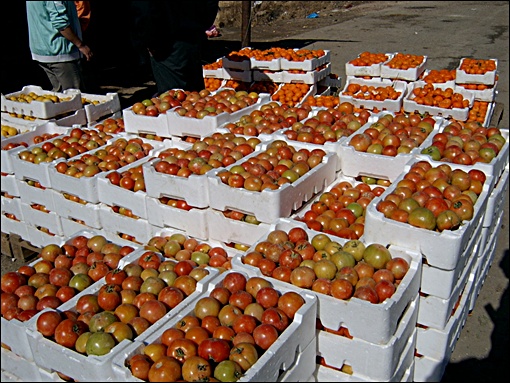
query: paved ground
[{"left": 1, "top": 1, "right": 508, "bottom": 381}]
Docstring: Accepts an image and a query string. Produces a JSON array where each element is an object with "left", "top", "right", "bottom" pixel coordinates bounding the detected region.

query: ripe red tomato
[
  {"left": 198, "top": 338, "right": 231, "bottom": 363},
  {"left": 54, "top": 318, "right": 88, "bottom": 348},
  {"left": 253, "top": 323, "right": 279, "bottom": 350},
  {"left": 36, "top": 310, "right": 63, "bottom": 337}
]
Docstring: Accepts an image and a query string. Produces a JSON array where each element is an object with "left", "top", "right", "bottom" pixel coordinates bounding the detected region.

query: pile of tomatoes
[{"left": 125, "top": 271, "right": 306, "bottom": 382}]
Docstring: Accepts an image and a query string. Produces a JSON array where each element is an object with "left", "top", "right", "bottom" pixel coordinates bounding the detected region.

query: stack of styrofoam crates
[
  {"left": 110, "top": 269, "right": 318, "bottom": 382},
  {"left": 231, "top": 218, "right": 421, "bottom": 381},
  {"left": 1, "top": 122, "right": 69, "bottom": 240},
  {"left": 362, "top": 157, "right": 494, "bottom": 381},
  {"left": 454, "top": 58, "right": 499, "bottom": 106},
  {"left": 80, "top": 92, "right": 121, "bottom": 126},
  {"left": 1, "top": 85, "right": 87, "bottom": 127}
]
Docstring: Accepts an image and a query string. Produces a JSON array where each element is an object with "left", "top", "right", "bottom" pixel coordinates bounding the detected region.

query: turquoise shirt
[{"left": 26, "top": 1, "right": 82, "bottom": 63}]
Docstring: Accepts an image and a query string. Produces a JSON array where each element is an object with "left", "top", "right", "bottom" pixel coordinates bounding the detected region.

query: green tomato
[
  {"left": 214, "top": 360, "right": 243, "bottom": 382},
  {"left": 85, "top": 332, "right": 116, "bottom": 356}
]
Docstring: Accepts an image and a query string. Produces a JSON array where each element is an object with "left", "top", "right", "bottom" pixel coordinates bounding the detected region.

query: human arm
[{"left": 59, "top": 25, "right": 93, "bottom": 61}]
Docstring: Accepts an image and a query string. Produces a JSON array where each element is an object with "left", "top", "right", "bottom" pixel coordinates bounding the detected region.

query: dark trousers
[
  {"left": 150, "top": 40, "right": 205, "bottom": 94},
  {"left": 38, "top": 60, "right": 85, "bottom": 92}
]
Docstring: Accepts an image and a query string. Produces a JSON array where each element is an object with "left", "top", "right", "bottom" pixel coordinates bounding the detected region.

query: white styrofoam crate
[
  {"left": 202, "top": 59, "right": 225, "bottom": 79},
  {"left": 252, "top": 69, "right": 284, "bottom": 83},
  {"left": 454, "top": 82, "right": 497, "bottom": 102},
  {"left": 1, "top": 196, "right": 23, "bottom": 219},
  {"left": 0, "top": 347, "right": 55, "bottom": 382},
  {"left": 417, "top": 236, "right": 478, "bottom": 330},
  {"left": 274, "top": 337, "right": 316, "bottom": 382},
  {"left": 1, "top": 174, "right": 20, "bottom": 196},
  {"left": 1, "top": 86, "right": 82, "bottom": 119},
  {"left": 1, "top": 121, "right": 69, "bottom": 174},
  {"left": 222, "top": 54, "right": 252, "bottom": 71},
  {"left": 345, "top": 53, "right": 394, "bottom": 78},
  {"left": 232, "top": 218, "right": 422, "bottom": 345},
  {"left": 143, "top": 156, "right": 213, "bottom": 208},
  {"left": 403, "top": 82, "right": 475, "bottom": 121},
  {"left": 418, "top": 129, "right": 509, "bottom": 195},
  {"left": 312, "top": 327, "right": 416, "bottom": 382},
  {"left": 412, "top": 354, "right": 447, "bottom": 383},
  {"left": 9, "top": 144, "right": 59, "bottom": 188},
  {"left": 363, "top": 158, "right": 491, "bottom": 270},
  {"left": 122, "top": 106, "right": 171, "bottom": 138},
  {"left": 339, "top": 78, "right": 408, "bottom": 112},
  {"left": 1, "top": 213, "right": 28, "bottom": 238},
  {"left": 1, "top": 313, "right": 37, "bottom": 363},
  {"left": 469, "top": 210, "right": 503, "bottom": 312},
  {"left": 16, "top": 179, "right": 55, "bottom": 211},
  {"left": 59, "top": 216, "right": 101, "bottom": 238},
  {"left": 25, "top": 225, "right": 65, "bottom": 248},
  {"left": 317, "top": 295, "right": 418, "bottom": 381},
  {"left": 145, "top": 196, "right": 209, "bottom": 240},
  {"left": 206, "top": 208, "right": 273, "bottom": 247},
  {"left": 110, "top": 268, "right": 318, "bottom": 382},
  {"left": 207, "top": 141, "right": 337, "bottom": 224},
  {"left": 251, "top": 56, "right": 282, "bottom": 71},
  {"left": 482, "top": 168, "right": 509, "bottom": 227},
  {"left": 416, "top": 275, "right": 473, "bottom": 361},
  {"left": 222, "top": 67, "right": 253, "bottom": 82},
  {"left": 48, "top": 138, "right": 164, "bottom": 204},
  {"left": 337, "top": 115, "right": 444, "bottom": 182},
  {"left": 1, "top": 112, "right": 49, "bottom": 129},
  {"left": 280, "top": 49, "right": 331, "bottom": 71},
  {"left": 20, "top": 201, "right": 63, "bottom": 235},
  {"left": 419, "top": 219, "right": 482, "bottom": 300},
  {"left": 455, "top": 58, "right": 498, "bottom": 85},
  {"left": 281, "top": 63, "right": 332, "bottom": 85},
  {"left": 50, "top": 107, "right": 88, "bottom": 127},
  {"left": 26, "top": 264, "right": 218, "bottom": 383},
  {"left": 380, "top": 55, "right": 428, "bottom": 81},
  {"left": 98, "top": 203, "right": 156, "bottom": 246},
  {"left": 81, "top": 92, "right": 121, "bottom": 124},
  {"left": 96, "top": 158, "right": 152, "bottom": 220},
  {"left": 418, "top": 69, "right": 457, "bottom": 89},
  {"left": 166, "top": 93, "right": 271, "bottom": 138},
  {"left": 51, "top": 189, "right": 102, "bottom": 229}
]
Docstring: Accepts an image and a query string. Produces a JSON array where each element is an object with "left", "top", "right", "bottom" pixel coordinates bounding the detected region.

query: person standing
[
  {"left": 130, "top": 0, "right": 220, "bottom": 94},
  {"left": 26, "top": 1, "right": 93, "bottom": 92}
]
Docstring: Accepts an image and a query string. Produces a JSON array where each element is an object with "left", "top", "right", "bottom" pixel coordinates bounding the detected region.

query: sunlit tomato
[
  {"left": 253, "top": 323, "right": 279, "bottom": 350},
  {"left": 198, "top": 338, "right": 231, "bottom": 363},
  {"left": 54, "top": 318, "right": 88, "bottom": 348}
]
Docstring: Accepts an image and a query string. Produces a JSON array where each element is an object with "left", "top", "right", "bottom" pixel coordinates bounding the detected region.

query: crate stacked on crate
[
  {"left": 229, "top": 218, "right": 421, "bottom": 381},
  {"left": 361, "top": 156, "right": 496, "bottom": 381}
]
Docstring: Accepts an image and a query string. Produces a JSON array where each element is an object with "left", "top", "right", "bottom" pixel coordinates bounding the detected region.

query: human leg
[{"left": 38, "top": 62, "right": 61, "bottom": 92}]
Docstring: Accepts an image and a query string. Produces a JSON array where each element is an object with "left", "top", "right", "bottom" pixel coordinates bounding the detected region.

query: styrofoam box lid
[
  {"left": 25, "top": 256, "right": 219, "bottom": 382},
  {"left": 207, "top": 139, "right": 337, "bottom": 224},
  {"left": 339, "top": 78, "right": 408, "bottom": 112},
  {"left": 317, "top": 295, "right": 418, "bottom": 381},
  {"left": 231, "top": 217, "right": 422, "bottom": 345},
  {"left": 1, "top": 121, "right": 69, "bottom": 173},
  {"left": 281, "top": 63, "right": 332, "bottom": 85},
  {"left": 363, "top": 157, "right": 492, "bottom": 270},
  {"left": 110, "top": 268, "right": 318, "bottom": 382},
  {"left": 82, "top": 92, "right": 121, "bottom": 124},
  {"left": 1, "top": 86, "right": 83, "bottom": 119},
  {"left": 455, "top": 58, "right": 498, "bottom": 85},
  {"left": 345, "top": 52, "right": 395, "bottom": 77},
  {"left": 337, "top": 113, "right": 446, "bottom": 182},
  {"left": 380, "top": 55, "right": 428, "bottom": 81}
]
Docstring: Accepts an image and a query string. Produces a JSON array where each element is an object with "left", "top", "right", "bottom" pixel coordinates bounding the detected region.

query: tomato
[
  {"left": 184, "top": 326, "right": 209, "bottom": 346},
  {"left": 436, "top": 210, "right": 462, "bottom": 232},
  {"left": 330, "top": 278, "right": 354, "bottom": 300},
  {"left": 222, "top": 272, "right": 247, "bottom": 294},
  {"left": 374, "top": 280, "right": 396, "bottom": 301},
  {"left": 88, "top": 311, "right": 118, "bottom": 333},
  {"left": 182, "top": 355, "right": 212, "bottom": 382},
  {"left": 209, "top": 286, "right": 231, "bottom": 305},
  {"left": 290, "top": 266, "right": 316, "bottom": 288},
  {"left": 260, "top": 307, "right": 289, "bottom": 332},
  {"left": 407, "top": 207, "right": 436, "bottom": 230},
  {"left": 386, "top": 257, "right": 410, "bottom": 280},
  {"left": 276, "top": 291, "right": 305, "bottom": 320},
  {"left": 252, "top": 323, "right": 279, "bottom": 350},
  {"left": 229, "top": 290, "right": 254, "bottom": 311},
  {"left": 139, "top": 300, "right": 167, "bottom": 325},
  {"left": 68, "top": 273, "right": 93, "bottom": 292},
  {"left": 450, "top": 198, "right": 474, "bottom": 221},
  {"left": 173, "top": 275, "right": 197, "bottom": 296},
  {"left": 148, "top": 355, "right": 182, "bottom": 382},
  {"left": 1, "top": 272, "right": 27, "bottom": 294},
  {"left": 76, "top": 294, "right": 100, "bottom": 314},
  {"left": 194, "top": 296, "right": 222, "bottom": 320},
  {"left": 362, "top": 244, "right": 392, "bottom": 270},
  {"left": 218, "top": 304, "right": 242, "bottom": 327},
  {"left": 229, "top": 341, "right": 259, "bottom": 372},
  {"left": 129, "top": 316, "right": 151, "bottom": 336},
  {"left": 255, "top": 287, "right": 280, "bottom": 309},
  {"left": 353, "top": 285, "right": 380, "bottom": 303},
  {"left": 105, "top": 321, "right": 134, "bottom": 343},
  {"left": 36, "top": 310, "right": 63, "bottom": 337},
  {"left": 138, "top": 251, "right": 162, "bottom": 270},
  {"left": 114, "top": 303, "right": 139, "bottom": 324},
  {"left": 54, "top": 318, "right": 88, "bottom": 348},
  {"left": 127, "top": 354, "right": 152, "bottom": 380},
  {"left": 198, "top": 338, "right": 231, "bottom": 363},
  {"left": 85, "top": 331, "right": 116, "bottom": 356},
  {"left": 97, "top": 284, "right": 122, "bottom": 311},
  {"left": 166, "top": 340, "right": 198, "bottom": 363}
]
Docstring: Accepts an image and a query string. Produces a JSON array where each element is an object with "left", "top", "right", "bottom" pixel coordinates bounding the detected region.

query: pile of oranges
[
  {"left": 459, "top": 58, "right": 496, "bottom": 74},
  {"left": 411, "top": 84, "right": 470, "bottom": 109},
  {"left": 301, "top": 95, "right": 339, "bottom": 108},
  {"left": 343, "top": 83, "right": 402, "bottom": 102},
  {"left": 271, "top": 83, "right": 311, "bottom": 107},
  {"left": 466, "top": 100, "right": 490, "bottom": 124},
  {"left": 384, "top": 53, "right": 425, "bottom": 70},
  {"left": 203, "top": 59, "right": 223, "bottom": 70},
  {"left": 203, "top": 78, "right": 222, "bottom": 91},
  {"left": 227, "top": 47, "right": 326, "bottom": 62},
  {"left": 348, "top": 52, "right": 390, "bottom": 66},
  {"left": 422, "top": 69, "right": 456, "bottom": 84}
]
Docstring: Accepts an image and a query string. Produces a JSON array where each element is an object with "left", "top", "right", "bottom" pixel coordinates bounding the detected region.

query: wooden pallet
[{"left": 1, "top": 233, "right": 39, "bottom": 263}]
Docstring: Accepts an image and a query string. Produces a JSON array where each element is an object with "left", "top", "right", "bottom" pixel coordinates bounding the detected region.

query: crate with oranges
[
  {"left": 345, "top": 52, "right": 394, "bottom": 77},
  {"left": 380, "top": 53, "right": 427, "bottom": 81},
  {"left": 455, "top": 58, "right": 498, "bottom": 85}
]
